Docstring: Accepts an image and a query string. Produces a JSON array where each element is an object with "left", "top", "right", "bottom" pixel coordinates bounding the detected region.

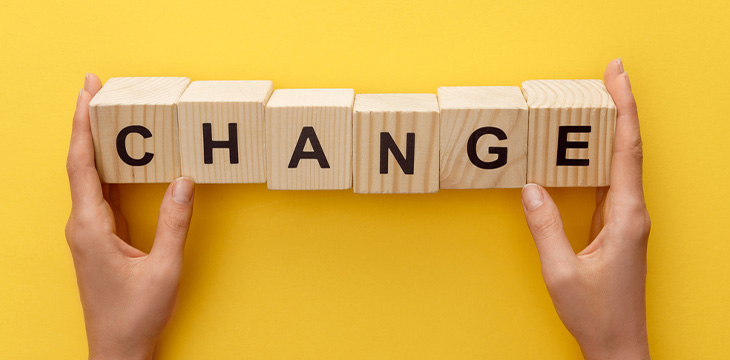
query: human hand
[
  {"left": 521, "top": 59, "right": 651, "bottom": 360},
  {"left": 65, "top": 73, "right": 196, "bottom": 360}
]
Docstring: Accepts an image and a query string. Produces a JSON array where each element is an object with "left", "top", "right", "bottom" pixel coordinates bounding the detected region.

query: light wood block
[
  {"left": 89, "top": 77, "right": 190, "bottom": 183},
  {"left": 265, "top": 89, "right": 354, "bottom": 190},
  {"left": 353, "top": 94, "right": 440, "bottom": 194},
  {"left": 438, "top": 86, "right": 528, "bottom": 189},
  {"left": 178, "top": 80, "right": 273, "bottom": 183},
  {"left": 521, "top": 79, "right": 616, "bottom": 187}
]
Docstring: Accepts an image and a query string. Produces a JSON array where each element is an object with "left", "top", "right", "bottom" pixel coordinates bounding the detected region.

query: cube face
[
  {"left": 178, "top": 81, "right": 273, "bottom": 184},
  {"left": 353, "top": 94, "right": 440, "bottom": 194},
  {"left": 265, "top": 89, "right": 354, "bottom": 190},
  {"left": 522, "top": 80, "right": 616, "bottom": 187},
  {"left": 438, "top": 86, "right": 528, "bottom": 189},
  {"left": 89, "top": 77, "right": 190, "bottom": 183}
]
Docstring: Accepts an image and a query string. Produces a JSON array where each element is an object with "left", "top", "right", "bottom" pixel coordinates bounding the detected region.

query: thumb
[
  {"left": 151, "top": 177, "right": 195, "bottom": 265},
  {"left": 521, "top": 184, "right": 576, "bottom": 272}
]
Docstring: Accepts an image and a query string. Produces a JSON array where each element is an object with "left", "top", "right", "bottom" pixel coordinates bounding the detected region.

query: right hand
[{"left": 65, "top": 73, "right": 196, "bottom": 360}]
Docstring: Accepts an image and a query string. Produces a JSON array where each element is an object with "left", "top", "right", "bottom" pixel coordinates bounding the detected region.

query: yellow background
[{"left": 1, "top": 0, "right": 729, "bottom": 358}]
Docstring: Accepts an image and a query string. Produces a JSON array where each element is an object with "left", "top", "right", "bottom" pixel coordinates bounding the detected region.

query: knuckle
[
  {"left": 630, "top": 143, "right": 645, "bottom": 169},
  {"left": 65, "top": 208, "right": 109, "bottom": 254},
  {"left": 640, "top": 211, "right": 651, "bottom": 238},
  {"left": 66, "top": 158, "right": 89, "bottom": 180},
  {"left": 64, "top": 217, "right": 89, "bottom": 256},
  {"left": 531, "top": 213, "right": 563, "bottom": 239},
  {"left": 633, "top": 140, "right": 644, "bottom": 161},
  {"left": 162, "top": 209, "right": 191, "bottom": 235},
  {"left": 64, "top": 218, "right": 74, "bottom": 246},
  {"left": 614, "top": 206, "right": 651, "bottom": 242},
  {"left": 544, "top": 264, "right": 578, "bottom": 290},
  {"left": 65, "top": 159, "right": 78, "bottom": 178},
  {"left": 629, "top": 96, "right": 638, "bottom": 113},
  {"left": 626, "top": 96, "right": 638, "bottom": 114},
  {"left": 73, "top": 207, "right": 101, "bottom": 226}
]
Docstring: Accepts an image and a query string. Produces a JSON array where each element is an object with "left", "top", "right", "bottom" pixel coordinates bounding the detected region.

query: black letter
[
  {"left": 557, "top": 125, "right": 591, "bottom": 166},
  {"left": 288, "top": 126, "right": 330, "bottom": 168},
  {"left": 116, "top": 125, "right": 154, "bottom": 166},
  {"left": 467, "top": 126, "right": 508, "bottom": 169},
  {"left": 203, "top": 123, "right": 239, "bottom": 164},
  {"left": 380, "top": 132, "right": 415, "bottom": 175}
]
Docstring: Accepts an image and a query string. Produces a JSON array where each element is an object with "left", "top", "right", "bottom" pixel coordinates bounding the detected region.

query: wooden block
[
  {"left": 89, "top": 77, "right": 190, "bottom": 183},
  {"left": 521, "top": 79, "right": 616, "bottom": 187},
  {"left": 438, "top": 86, "right": 528, "bottom": 189},
  {"left": 353, "top": 94, "right": 440, "bottom": 194},
  {"left": 265, "top": 89, "right": 354, "bottom": 190},
  {"left": 178, "top": 80, "right": 273, "bottom": 183}
]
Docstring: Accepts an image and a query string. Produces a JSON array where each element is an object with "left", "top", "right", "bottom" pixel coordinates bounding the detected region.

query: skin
[
  {"left": 521, "top": 58, "right": 650, "bottom": 359},
  {"left": 66, "top": 59, "right": 649, "bottom": 359},
  {"left": 65, "top": 73, "right": 195, "bottom": 359}
]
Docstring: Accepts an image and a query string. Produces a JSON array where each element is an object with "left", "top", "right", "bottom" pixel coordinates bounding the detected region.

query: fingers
[
  {"left": 84, "top": 73, "right": 103, "bottom": 96},
  {"left": 603, "top": 58, "right": 625, "bottom": 91},
  {"left": 67, "top": 84, "right": 104, "bottom": 209},
  {"left": 604, "top": 58, "right": 644, "bottom": 198},
  {"left": 150, "top": 178, "right": 195, "bottom": 267},
  {"left": 521, "top": 184, "right": 576, "bottom": 271}
]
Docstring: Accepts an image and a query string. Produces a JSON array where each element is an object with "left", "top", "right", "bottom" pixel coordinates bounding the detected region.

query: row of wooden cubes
[{"left": 89, "top": 77, "right": 616, "bottom": 193}]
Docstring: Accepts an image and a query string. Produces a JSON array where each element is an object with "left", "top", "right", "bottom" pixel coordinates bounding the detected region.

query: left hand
[{"left": 520, "top": 59, "right": 650, "bottom": 359}]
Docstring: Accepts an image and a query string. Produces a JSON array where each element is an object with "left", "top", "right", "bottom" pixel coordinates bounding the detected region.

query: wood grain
[
  {"left": 89, "top": 77, "right": 190, "bottom": 183},
  {"left": 438, "top": 86, "right": 528, "bottom": 189},
  {"left": 178, "top": 80, "right": 273, "bottom": 183},
  {"left": 265, "top": 89, "right": 354, "bottom": 190},
  {"left": 353, "top": 94, "right": 439, "bottom": 194},
  {"left": 521, "top": 79, "right": 616, "bottom": 187}
]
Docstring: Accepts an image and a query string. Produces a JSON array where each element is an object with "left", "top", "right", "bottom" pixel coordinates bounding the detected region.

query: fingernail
[
  {"left": 172, "top": 177, "right": 195, "bottom": 205},
  {"left": 84, "top": 72, "right": 89, "bottom": 90},
  {"left": 522, "top": 184, "right": 544, "bottom": 211},
  {"left": 77, "top": 88, "right": 83, "bottom": 103},
  {"left": 617, "top": 57, "right": 624, "bottom": 73}
]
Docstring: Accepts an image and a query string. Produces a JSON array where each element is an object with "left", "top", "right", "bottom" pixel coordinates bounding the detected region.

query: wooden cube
[
  {"left": 438, "top": 86, "right": 528, "bottom": 189},
  {"left": 89, "top": 77, "right": 190, "bottom": 183},
  {"left": 353, "top": 94, "right": 440, "bottom": 194},
  {"left": 265, "top": 89, "right": 354, "bottom": 190},
  {"left": 521, "top": 80, "right": 616, "bottom": 187},
  {"left": 178, "top": 80, "right": 273, "bottom": 183}
]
